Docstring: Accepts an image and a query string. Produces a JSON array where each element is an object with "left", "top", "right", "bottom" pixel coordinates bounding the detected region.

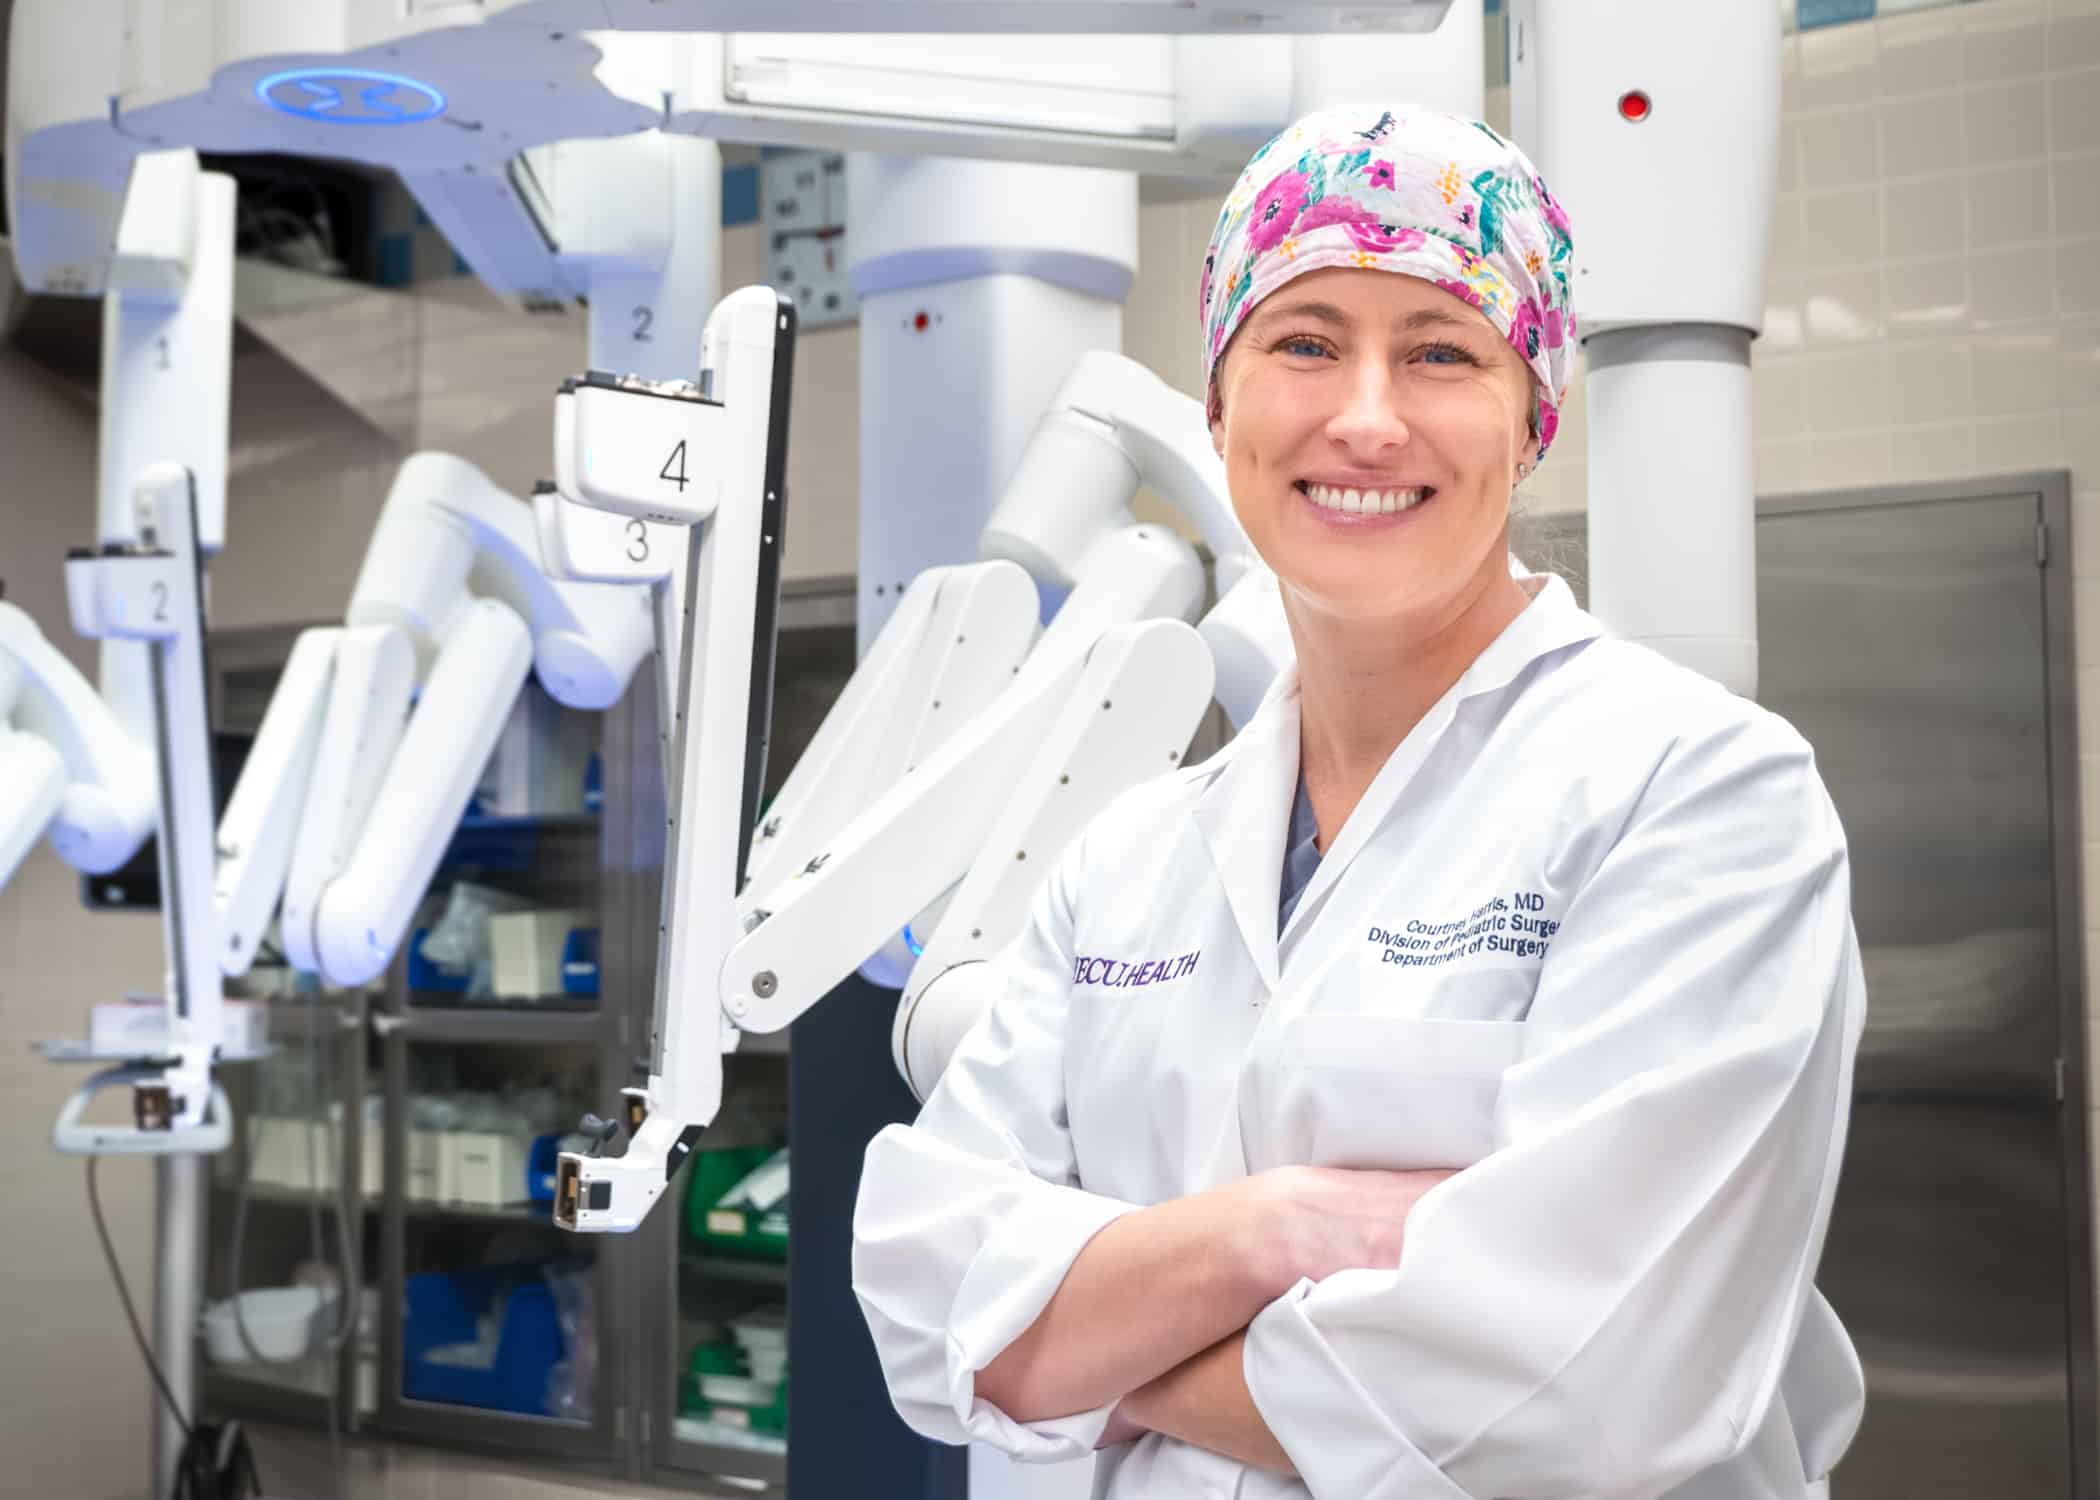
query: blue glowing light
[
  {"left": 902, "top": 924, "right": 924, "bottom": 958},
  {"left": 256, "top": 68, "right": 447, "bottom": 126}
]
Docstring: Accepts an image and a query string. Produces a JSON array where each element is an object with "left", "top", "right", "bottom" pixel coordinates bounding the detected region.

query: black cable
[
  {"left": 88, "top": 1135, "right": 264, "bottom": 1498},
  {"left": 86, "top": 1154, "right": 194, "bottom": 1442}
]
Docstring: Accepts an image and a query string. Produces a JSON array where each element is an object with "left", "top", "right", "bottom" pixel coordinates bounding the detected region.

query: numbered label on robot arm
[
  {"left": 63, "top": 547, "right": 187, "bottom": 642},
  {"left": 533, "top": 480, "right": 679, "bottom": 585},
  {"left": 561, "top": 371, "right": 726, "bottom": 527}
]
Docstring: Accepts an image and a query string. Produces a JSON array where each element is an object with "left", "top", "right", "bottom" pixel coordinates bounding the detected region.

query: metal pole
[{"left": 151, "top": 1153, "right": 204, "bottom": 1500}]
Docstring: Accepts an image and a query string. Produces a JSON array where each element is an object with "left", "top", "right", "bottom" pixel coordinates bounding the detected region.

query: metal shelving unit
[{"left": 200, "top": 578, "right": 860, "bottom": 1492}]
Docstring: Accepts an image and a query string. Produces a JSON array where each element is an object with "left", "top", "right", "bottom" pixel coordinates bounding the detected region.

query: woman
[{"left": 853, "top": 105, "right": 1866, "bottom": 1500}]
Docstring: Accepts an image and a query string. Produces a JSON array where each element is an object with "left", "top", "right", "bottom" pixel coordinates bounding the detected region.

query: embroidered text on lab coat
[
  {"left": 1369, "top": 890, "right": 1562, "bottom": 969},
  {"left": 1072, "top": 951, "right": 1201, "bottom": 989}
]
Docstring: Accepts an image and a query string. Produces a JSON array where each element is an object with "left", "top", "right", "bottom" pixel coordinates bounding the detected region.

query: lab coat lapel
[
  {"left": 1278, "top": 576, "right": 1601, "bottom": 953},
  {"left": 1191, "top": 667, "right": 1301, "bottom": 992}
]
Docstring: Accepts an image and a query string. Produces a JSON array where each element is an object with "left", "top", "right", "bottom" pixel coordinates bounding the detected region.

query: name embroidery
[
  {"left": 1369, "top": 891, "right": 1561, "bottom": 969},
  {"left": 1072, "top": 950, "right": 1201, "bottom": 990}
]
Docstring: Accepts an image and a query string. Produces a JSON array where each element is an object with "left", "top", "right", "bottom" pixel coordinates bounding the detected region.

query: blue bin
[
  {"left": 526, "top": 1133, "right": 563, "bottom": 1204},
  {"left": 402, "top": 1267, "right": 566, "bottom": 1416},
  {"left": 560, "top": 928, "right": 600, "bottom": 998}
]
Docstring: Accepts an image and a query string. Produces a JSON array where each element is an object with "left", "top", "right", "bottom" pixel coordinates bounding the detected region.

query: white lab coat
[{"left": 853, "top": 574, "right": 1867, "bottom": 1500}]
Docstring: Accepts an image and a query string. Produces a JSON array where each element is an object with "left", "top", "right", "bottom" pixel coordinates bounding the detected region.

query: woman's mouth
[{"left": 1293, "top": 480, "right": 1435, "bottom": 526}]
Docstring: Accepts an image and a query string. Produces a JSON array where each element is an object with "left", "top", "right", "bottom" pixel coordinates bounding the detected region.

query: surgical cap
[{"left": 1200, "top": 104, "right": 1578, "bottom": 457}]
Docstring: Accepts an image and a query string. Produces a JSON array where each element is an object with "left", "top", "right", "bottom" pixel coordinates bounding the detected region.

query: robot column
[{"left": 846, "top": 155, "right": 1139, "bottom": 640}]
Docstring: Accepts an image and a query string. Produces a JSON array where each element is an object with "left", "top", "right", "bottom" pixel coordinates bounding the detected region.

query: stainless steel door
[{"left": 1755, "top": 484, "right": 2086, "bottom": 1498}]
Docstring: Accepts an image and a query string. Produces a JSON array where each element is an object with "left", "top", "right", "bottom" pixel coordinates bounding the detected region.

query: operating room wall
[{"left": 0, "top": 345, "right": 167, "bottom": 1500}]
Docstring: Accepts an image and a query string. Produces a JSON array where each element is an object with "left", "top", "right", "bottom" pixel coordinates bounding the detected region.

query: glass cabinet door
[
  {"left": 377, "top": 1030, "right": 623, "bottom": 1462},
  {"left": 650, "top": 1049, "right": 790, "bottom": 1489},
  {"left": 202, "top": 992, "right": 373, "bottom": 1429}
]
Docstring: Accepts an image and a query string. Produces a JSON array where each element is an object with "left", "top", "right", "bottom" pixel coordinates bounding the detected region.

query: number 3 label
[{"left": 626, "top": 519, "right": 650, "bottom": 564}]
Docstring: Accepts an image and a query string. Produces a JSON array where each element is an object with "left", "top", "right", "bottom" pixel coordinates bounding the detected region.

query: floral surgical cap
[{"left": 1200, "top": 104, "right": 1578, "bottom": 457}]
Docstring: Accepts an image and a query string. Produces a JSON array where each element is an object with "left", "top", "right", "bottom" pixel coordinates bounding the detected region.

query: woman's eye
[
  {"left": 1276, "top": 336, "right": 1331, "bottom": 359},
  {"left": 1419, "top": 341, "right": 1477, "bottom": 366}
]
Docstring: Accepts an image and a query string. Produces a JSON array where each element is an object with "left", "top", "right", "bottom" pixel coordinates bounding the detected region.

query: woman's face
[{"left": 1209, "top": 266, "right": 1541, "bottom": 632}]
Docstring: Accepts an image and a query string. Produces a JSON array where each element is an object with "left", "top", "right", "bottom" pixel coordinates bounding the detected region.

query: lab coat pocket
[{"left": 1243, "top": 1015, "right": 1528, "bottom": 1174}]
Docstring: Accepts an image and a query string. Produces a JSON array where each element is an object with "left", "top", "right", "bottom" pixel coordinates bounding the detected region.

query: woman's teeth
[{"left": 1297, "top": 482, "right": 1431, "bottom": 515}]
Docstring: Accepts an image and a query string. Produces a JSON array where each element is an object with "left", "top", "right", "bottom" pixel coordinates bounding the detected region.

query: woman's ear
[
  {"left": 1207, "top": 376, "right": 1226, "bottom": 458},
  {"left": 1515, "top": 386, "right": 1543, "bottom": 481}
]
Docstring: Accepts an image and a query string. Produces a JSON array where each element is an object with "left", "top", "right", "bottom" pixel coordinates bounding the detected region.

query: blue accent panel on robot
[{"left": 255, "top": 68, "right": 447, "bottom": 125}]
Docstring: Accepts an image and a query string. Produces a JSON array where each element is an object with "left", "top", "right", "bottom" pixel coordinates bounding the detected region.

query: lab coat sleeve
[
  {"left": 852, "top": 830, "right": 1143, "bottom": 1461},
  {"left": 1242, "top": 715, "right": 1867, "bottom": 1500}
]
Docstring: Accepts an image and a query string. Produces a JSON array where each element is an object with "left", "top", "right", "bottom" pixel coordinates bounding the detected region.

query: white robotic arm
[
  {"left": 553, "top": 285, "right": 798, "bottom": 1233},
  {"left": 247, "top": 452, "right": 656, "bottom": 988},
  {"left": 981, "top": 348, "right": 1252, "bottom": 597},
  {"left": 982, "top": 350, "right": 1289, "bottom": 728},
  {"left": 717, "top": 353, "right": 1287, "bottom": 1093},
  {"left": 59, "top": 463, "right": 232, "bottom": 1149},
  {"left": 0, "top": 601, "right": 156, "bottom": 886}
]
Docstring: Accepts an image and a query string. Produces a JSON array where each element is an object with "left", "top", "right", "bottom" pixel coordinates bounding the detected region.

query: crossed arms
[{"left": 977, "top": 1163, "right": 1456, "bottom": 1474}]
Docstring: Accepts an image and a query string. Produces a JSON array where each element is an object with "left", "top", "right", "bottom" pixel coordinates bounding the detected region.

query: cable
[
  {"left": 86, "top": 1154, "right": 194, "bottom": 1441},
  {"left": 92, "top": 1146, "right": 266, "bottom": 1500}
]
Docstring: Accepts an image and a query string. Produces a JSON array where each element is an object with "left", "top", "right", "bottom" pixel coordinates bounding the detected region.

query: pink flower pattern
[{"left": 1247, "top": 171, "right": 1309, "bottom": 255}]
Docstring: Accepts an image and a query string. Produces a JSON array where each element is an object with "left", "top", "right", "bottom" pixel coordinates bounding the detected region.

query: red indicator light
[
  {"left": 913, "top": 311, "right": 930, "bottom": 331},
  {"left": 1618, "top": 90, "right": 1652, "bottom": 123}
]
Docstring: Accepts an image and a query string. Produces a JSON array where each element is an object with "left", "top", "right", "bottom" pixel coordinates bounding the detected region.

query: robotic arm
[
  {"left": 58, "top": 463, "right": 233, "bottom": 1148},
  {"left": 981, "top": 349, "right": 1288, "bottom": 727},
  {"left": 551, "top": 285, "right": 799, "bottom": 1233},
  {"left": 239, "top": 452, "right": 658, "bottom": 989},
  {"left": 724, "top": 351, "right": 1289, "bottom": 1101},
  {"left": 0, "top": 601, "right": 156, "bottom": 890}
]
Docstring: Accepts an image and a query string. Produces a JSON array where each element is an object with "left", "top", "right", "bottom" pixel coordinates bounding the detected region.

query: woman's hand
[{"left": 1243, "top": 1165, "right": 1460, "bottom": 1290}]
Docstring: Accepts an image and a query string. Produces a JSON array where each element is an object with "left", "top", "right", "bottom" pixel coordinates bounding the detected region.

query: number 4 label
[{"left": 660, "top": 441, "right": 689, "bottom": 492}]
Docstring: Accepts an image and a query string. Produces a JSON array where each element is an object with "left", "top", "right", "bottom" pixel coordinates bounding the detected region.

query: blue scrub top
[{"left": 1278, "top": 771, "right": 1322, "bottom": 934}]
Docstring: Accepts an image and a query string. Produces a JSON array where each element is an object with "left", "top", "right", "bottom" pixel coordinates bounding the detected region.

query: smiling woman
[{"left": 853, "top": 102, "right": 1868, "bottom": 1500}]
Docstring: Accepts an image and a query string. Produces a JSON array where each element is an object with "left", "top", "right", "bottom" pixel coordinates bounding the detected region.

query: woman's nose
[{"left": 1324, "top": 362, "right": 1409, "bottom": 456}]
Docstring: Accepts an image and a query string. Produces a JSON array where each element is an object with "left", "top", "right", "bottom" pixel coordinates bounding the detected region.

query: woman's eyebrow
[
  {"left": 1250, "top": 298, "right": 1351, "bottom": 331},
  {"left": 1250, "top": 301, "right": 1481, "bottom": 336}
]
